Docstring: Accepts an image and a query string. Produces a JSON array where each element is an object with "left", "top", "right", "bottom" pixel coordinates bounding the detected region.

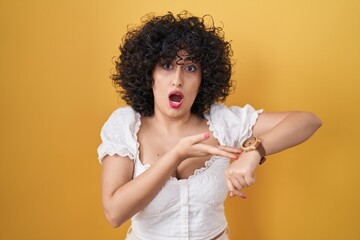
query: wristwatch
[{"left": 241, "top": 136, "right": 266, "bottom": 165}]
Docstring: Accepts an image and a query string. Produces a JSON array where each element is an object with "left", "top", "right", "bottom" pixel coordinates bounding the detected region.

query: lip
[{"left": 168, "top": 90, "right": 184, "bottom": 109}]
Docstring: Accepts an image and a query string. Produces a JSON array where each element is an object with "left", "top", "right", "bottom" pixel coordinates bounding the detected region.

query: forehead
[
  {"left": 174, "top": 49, "right": 196, "bottom": 65},
  {"left": 176, "top": 49, "right": 190, "bottom": 58}
]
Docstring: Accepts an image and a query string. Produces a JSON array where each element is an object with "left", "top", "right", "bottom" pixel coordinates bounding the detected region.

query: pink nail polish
[
  {"left": 203, "top": 133, "right": 210, "bottom": 138},
  {"left": 241, "top": 195, "right": 247, "bottom": 199}
]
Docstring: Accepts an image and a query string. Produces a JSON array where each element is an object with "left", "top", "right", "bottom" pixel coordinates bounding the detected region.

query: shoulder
[
  {"left": 106, "top": 106, "right": 137, "bottom": 122},
  {"left": 205, "top": 104, "right": 263, "bottom": 147},
  {"left": 97, "top": 106, "right": 140, "bottom": 162},
  {"left": 207, "top": 104, "right": 262, "bottom": 119},
  {"left": 102, "top": 106, "right": 139, "bottom": 131}
]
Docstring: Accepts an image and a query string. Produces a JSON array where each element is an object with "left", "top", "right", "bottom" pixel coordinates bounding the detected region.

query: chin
[{"left": 161, "top": 105, "right": 191, "bottom": 118}]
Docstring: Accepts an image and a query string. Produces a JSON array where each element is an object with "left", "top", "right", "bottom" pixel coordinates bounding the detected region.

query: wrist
[
  {"left": 238, "top": 151, "right": 263, "bottom": 165},
  {"left": 170, "top": 146, "right": 186, "bottom": 164},
  {"left": 241, "top": 136, "right": 267, "bottom": 165}
]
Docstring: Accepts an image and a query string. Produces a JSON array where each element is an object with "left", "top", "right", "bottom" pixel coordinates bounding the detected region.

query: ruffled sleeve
[
  {"left": 97, "top": 106, "right": 140, "bottom": 164},
  {"left": 205, "top": 104, "right": 263, "bottom": 148}
]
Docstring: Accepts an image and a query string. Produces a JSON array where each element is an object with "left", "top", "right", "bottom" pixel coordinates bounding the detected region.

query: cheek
[
  {"left": 152, "top": 80, "right": 168, "bottom": 102},
  {"left": 192, "top": 76, "right": 202, "bottom": 93},
  {"left": 152, "top": 72, "right": 169, "bottom": 90},
  {"left": 152, "top": 76, "right": 162, "bottom": 92},
  {"left": 188, "top": 82, "right": 201, "bottom": 100},
  {"left": 152, "top": 82, "right": 167, "bottom": 96}
]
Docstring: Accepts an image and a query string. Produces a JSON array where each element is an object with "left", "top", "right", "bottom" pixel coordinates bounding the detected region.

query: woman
[{"left": 97, "top": 12, "right": 322, "bottom": 240}]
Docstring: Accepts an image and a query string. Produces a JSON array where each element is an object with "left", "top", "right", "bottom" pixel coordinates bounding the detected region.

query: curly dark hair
[{"left": 112, "top": 11, "right": 233, "bottom": 116}]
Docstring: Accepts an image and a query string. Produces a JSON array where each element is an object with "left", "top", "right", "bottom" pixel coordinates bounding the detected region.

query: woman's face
[{"left": 152, "top": 50, "right": 201, "bottom": 118}]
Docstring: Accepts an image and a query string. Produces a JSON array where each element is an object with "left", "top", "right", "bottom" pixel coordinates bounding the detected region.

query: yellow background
[{"left": 1, "top": 0, "right": 359, "bottom": 239}]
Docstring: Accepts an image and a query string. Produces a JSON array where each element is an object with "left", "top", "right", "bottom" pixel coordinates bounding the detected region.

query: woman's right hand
[{"left": 173, "top": 132, "right": 240, "bottom": 161}]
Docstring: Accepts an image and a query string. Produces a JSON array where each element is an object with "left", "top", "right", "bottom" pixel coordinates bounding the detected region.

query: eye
[
  {"left": 185, "top": 65, "right": 197, "bottom": 72},
  {"left": 162, "top": 63, "right": 173, "bottom": 70}
]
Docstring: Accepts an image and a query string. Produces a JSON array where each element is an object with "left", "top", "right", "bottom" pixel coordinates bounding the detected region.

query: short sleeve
[
  {"left": 97, "top": 106, "right": 140, "bottom": 164},
  {"left": 205, "top": 104, "right": 263, "bottom": 148}
]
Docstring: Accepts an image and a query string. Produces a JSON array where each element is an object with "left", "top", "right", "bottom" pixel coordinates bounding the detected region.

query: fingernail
[
  {"left": 240, "top": 195, "right": 247, "bottom": 199},
  {"left": 232, "top": 157, "right": 238, "bottom": 160},
  {"left": 203, "top": 133, "right": 210, "bottom": 138}
]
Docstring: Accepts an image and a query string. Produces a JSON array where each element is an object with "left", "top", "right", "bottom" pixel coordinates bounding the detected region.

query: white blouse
[{"left": 97, "top": 104, "right": 262, "bottom": 240}]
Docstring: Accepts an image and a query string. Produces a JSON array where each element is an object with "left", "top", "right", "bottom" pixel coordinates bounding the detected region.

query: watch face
[{"left": 243, "top": 136, "right": 256, "bottom": 147}]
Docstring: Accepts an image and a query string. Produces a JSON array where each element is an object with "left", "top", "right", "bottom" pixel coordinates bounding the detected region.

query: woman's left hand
[{"left": 223, "top": 149, "right": 262, "bottom": 199}]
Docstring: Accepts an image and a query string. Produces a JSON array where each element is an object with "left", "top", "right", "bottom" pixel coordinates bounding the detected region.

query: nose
[{"left": 172, "top": 67, "right": 183, "bottom": 87}]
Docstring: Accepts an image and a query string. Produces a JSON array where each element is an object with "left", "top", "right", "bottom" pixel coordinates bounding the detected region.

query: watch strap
[
  {"left": 241, "top": 136, "right": 267, "bottom": 165},
  {"left": 256, "top": 141, "right": 266, "bottom": 165}
]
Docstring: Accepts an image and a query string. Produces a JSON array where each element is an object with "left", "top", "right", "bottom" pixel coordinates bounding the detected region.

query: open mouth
[{"left": 168, "top": 90, "right": 184, "bottom": 108}]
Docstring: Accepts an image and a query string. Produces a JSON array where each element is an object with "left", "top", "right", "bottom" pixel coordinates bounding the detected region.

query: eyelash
[
  {"left": 161, "top": 63, "right": 197, "bottom": 72},
  {"left": 162, "top": 63, "right": 172, "bottom": 70},
  {"left": 185, "top": 65, "right": 197, "bottom": 72}
]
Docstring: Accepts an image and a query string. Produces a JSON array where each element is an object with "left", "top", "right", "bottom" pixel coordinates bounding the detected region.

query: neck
[{"left": 151, "top": 109, "right": 196, "bottom": 135}]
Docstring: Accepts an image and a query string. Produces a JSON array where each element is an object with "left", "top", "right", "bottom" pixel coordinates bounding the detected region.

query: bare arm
[
  {"left": 225, "top": 111, "right": 322, "bottom": 198},
  {"left": 102, "top": 148, "right": 182, "bottom": 228},
  {"left": 101, "top": 133, "right": 239, "bottom": 227},
  {"left": 253, "top": 111, "right": 322, "bottom": 155}
]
